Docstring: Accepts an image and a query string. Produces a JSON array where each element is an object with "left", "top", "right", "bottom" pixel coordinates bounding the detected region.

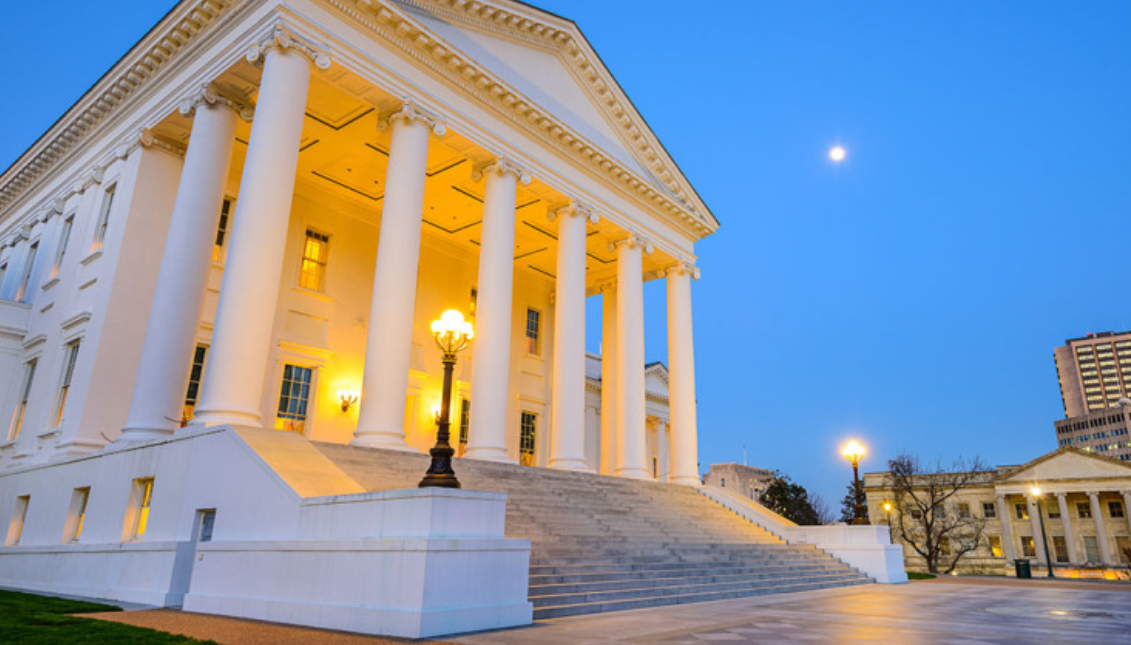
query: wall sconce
[
  {"left": 339, "top": 390, "right": 359, "bottom": 412},
  {"left": 432, "top": 405, "right": 442, "bottom": 425}
]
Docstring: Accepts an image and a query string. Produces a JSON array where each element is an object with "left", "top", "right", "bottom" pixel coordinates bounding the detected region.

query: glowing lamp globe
[
  {"left": 430, "top": 309, "right": 474, "bottom": 354},
  {"left": 841, "top": 440, "right": 866, "bottom": 466}
]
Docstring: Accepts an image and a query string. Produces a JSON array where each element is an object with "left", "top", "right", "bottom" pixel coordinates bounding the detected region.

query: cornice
[
  {"left": 325, "top": 0, "right": 714, "bottom": 239},
  {"left": 0, "top": 0, "right": 238, "bottom": 213}
]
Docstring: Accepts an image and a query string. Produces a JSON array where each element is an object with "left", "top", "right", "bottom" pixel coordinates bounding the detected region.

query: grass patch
[
  {"left": 0, "top": 590, "right": 217, "bottom": 644},
  {"left": 906, "top": 571, "right": 937, "bottom": 580}
]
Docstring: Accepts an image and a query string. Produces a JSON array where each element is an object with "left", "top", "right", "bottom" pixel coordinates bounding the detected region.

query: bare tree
[
  {"left": 886, "top": 453, "right": 991, "bottom": 574},
  {"left": 810, "top": 493, "right": 836, "bottom": 525}
]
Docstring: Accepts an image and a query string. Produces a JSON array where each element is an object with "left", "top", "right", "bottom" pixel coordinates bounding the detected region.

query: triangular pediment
[
  {"left": 999, "top": 448, "right": 1131, "bottom": 484},
  {"left": 388, "top": 0, "right": 716, "bottom": 229},
  {"left": 645, "top": 362, "right": 669, "bottom": 396}
]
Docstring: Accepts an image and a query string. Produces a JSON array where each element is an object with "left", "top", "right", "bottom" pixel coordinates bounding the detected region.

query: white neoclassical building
[{"left": 0, "top": 0, "right": 712, "bottom": 480}]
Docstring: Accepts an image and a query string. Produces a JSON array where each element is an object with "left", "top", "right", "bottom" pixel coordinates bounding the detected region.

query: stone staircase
[{"left": 313, "top": 443, "right": 872, "bottom": 619}]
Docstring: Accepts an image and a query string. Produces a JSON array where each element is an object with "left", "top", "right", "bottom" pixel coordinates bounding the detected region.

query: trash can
[{"left": 1014, "top": 559, "right": 1032, "bottom": 579}]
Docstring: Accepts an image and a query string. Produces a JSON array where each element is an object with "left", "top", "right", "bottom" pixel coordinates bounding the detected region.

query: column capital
[
  {"left": 179, "top": 84, "right": 254, "bottom": 121},
  {"left": 134, "top": 129, "right": 187, "bottom": 158},
  {"left": 1054, "top": 491, "right": 1069, "bottom": 499},
  {"left": 995, "top": 493, "right": 1008, "bottom": 501},
  {"left": 596, "top": 279, "right": 616, "bottom": 293},
  {"left": 609, "top": 233, "right": 653, "bottom": 254},
  {"left": 1087, "top": 491, "right": 1101, "bottom": 500},
  {"left": 376, "top": 99, "right": 446, "bottom": 135},
  {"left": 549, "top": 200, "right": 599, "bottom": 223},
  {"left": 666, "top": 260, "right": 700, "bottom": 280},
  {"left": 471, "top": 156, "right": 532, "bottom": 185},
  {"left": 247, "top": 22, "right": 332, "bottom": 70}
]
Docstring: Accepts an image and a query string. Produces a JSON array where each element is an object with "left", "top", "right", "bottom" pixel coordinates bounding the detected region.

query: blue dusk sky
[{"left": 2, "top": 2, "right": 1130, "bottom": 507}]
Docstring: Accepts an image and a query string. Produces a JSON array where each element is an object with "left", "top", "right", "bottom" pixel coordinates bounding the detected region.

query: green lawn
[
  {"left": 906, "top": 571, "right": 937, "bottom": 580},
  {"left": 0, "top": 590, "right": 217, "bottom": 644}
]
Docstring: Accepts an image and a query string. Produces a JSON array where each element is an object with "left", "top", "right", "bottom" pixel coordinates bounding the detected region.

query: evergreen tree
[
  {"left": 760, "top": 471, "right": 823, "bottom": 525},
  {"left": 839, "top": 480, "right": 868, "bottom": 523}
]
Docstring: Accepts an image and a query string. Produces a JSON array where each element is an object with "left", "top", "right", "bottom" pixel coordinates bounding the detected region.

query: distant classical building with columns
[
  {"left": 864, "top": 448, "right": 1131, "bottom": 577},
  {"left": 0, "top": 0, "right": 712, "bottom": 481}
]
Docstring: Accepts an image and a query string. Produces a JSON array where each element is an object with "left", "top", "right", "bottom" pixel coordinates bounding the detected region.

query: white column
[
  {"left": 352, "top": 102, "right": 444, "bottom": 449},
  {"left": 996, "top": 494, "right": 1017, "bottom": 562},
  {"left": 548, "top": 202, "right": 595, "bottom": 471},
  {"left": 613, "top": 234, "right": 649, "bottom": 479},
  {"left": 1026, "top": 496, "right": 1048, "bottom": 563},
  {"left": 193, "top": 45, "right": 316, "bottom": 427},
  {"left": 656, "top": 419, "right": 668, "bottom": 482},
  {"left": 1056, "top": 493, "right": 1079, "bottom": 564},
  {"left": 1088, "top": 491, "right": 1114, "bottom": 565},
  {"left": 465, "top": 157, "right": 529, "bottom": 462},
  {"left": 119, "top": 87, "right": 243, "bottom": 441},
  {"left": 667, "top": 261, "right": 700, "bottom": 485},
  {"left": 599, "top": 283, "right": 617, "bottom": 475},
  {"left": 1123, "top": 491, "right": 1131, "bottom": 537}
]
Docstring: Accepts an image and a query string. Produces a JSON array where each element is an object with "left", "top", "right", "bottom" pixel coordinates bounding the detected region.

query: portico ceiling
[{"left": 151, "top": 57, "right": 676, "bottom": 291}]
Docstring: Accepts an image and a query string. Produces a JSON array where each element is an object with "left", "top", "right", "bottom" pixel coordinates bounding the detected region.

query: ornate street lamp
[
  {"left": 418, "top": 309, "right": 474, "bottom": 489},
  {"left": 882, "top": 500, "right": 892, "bottom": 525},
  {"left": 1030, "top": 487, "right": 1055, "bottom": 578},
  {"left": 841, "top": 440, "right": 869, "bottom": 525}
]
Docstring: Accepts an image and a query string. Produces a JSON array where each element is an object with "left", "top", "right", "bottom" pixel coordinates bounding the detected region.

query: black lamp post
[
  {"left": 842, "top": 440, "right": 869, "bottom": 525},
  {"left": 1031, "top": 487, "right": 1055, "bottom": 578},
  {"left": 419, "top": 309, "right": 473, "bottom": 489}
]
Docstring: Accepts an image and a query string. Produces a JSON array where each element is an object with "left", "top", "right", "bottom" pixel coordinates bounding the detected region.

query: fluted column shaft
[
  {"left": 1025, "top": 496, "right": 1048, "bottom": 563},
  {"left": 465, "top": 159, "right": 527, "bottom": 462},
  {"left": 614, "top": 236, "right": 648, "bottom": 479},
  {"left": 1055, "top": 493, "right": 1078, "bottom": 564},
  {"left": 120, "top": 91, "right": 240, "bottom": 440},
  {"left": 667, "top": 263, "right": 700, "bottom": 485},
  {"left": 995, "top": 495, "right": 1017, "bottom": 562},
  {"left": 548, "top": 203, "right": 592, "bottom": 471},
  {"left": 599, "top": 284, "right": 618, "bottom": 475},
  {"left": 656, "top": 419, "right": 668, "bottom": 482},
  {"left": 194, "top": 47, "right": 311, "bottom": 427},
  {"left": 1088, "top": 492, "right": 1113, "bottom": 565},
  {"left": 353, "top": 105, "right": 439, "bottom": 448}
]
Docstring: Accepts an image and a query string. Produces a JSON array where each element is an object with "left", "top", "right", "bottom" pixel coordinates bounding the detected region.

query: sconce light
[
  {"left": 339, "top": 390, "right": 359, "bottom": 412},
  {"left": 432, "top": 405, "right": 442, "bottom": 425}
]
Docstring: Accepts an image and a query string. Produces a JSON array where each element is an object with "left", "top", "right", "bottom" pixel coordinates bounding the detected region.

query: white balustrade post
[
  {"left": 548, "top": 202, "right": 595, "bottom": 471},
  {"left": 465, "top": 158, "right": 529, "bottom": 462},
  {"left": 352, "top": 102, "right": 444, "bottom": 449},
  {"left": 613, "top": 235, "right": 649, "bottom": 479},
  {"left": 599, "top": 282, "right": 617, "bottom": 475},
  {"left": 119, "top": 86, "right": 244, "bottom": 440},
  {"left": 667, "top": 261, "right": 701, "bottom": 485},
  {"left": 194, "top": 39, "right": 322, "bottom": 428}
]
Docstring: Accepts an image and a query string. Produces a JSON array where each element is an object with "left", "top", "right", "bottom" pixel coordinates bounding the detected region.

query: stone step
[{"left": 530, "top": 564, "right": 854, "bottom": 590}]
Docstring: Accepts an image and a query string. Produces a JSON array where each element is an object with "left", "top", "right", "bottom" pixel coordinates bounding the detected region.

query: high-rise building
[{"left": 1054, "top": 331, "right": 1131, "bottom": 418}]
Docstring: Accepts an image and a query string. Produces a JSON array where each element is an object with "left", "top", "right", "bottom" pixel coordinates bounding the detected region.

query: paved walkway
[{"left": 86, "top": 581, "right": 1131, "bottom": 645}]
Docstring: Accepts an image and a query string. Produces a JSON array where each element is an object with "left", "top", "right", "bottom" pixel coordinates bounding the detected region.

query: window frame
[
  {"left": 275, "top": 363, "right": 316, "bottom": 436},
  {"left": 52, "top": 339, "right": 82, "bottom": 429},
  {"left": 14, "top": 241, "right": 38, "bottom": 303},
  {"left": 297, "top": 228, "right": 331, "bottom": 293},
  {"left": 6, "top": 495, "right": 30, "bottom": 546},
  {"left": 50, "top": 215, "right": 75, "bottom": 279},
  {"left": 212, "top": 198, "right": 234, "bottom": 263},
  {"left": 182, "top": 344, "right": 208, "bottom": 425},
  {"left": 124, "top": 477, "right": 155, "bottom": 541},
  {"left": 519, "top": 410, "right": 537, "bottom": 466},
  {"left": 524, "top": 307, "right": 542, "bottom": 356},
  {"left": 90, "top": 183, "right": 116, "bottom": 252},
  {"left": 7, "top": 358, "right": 38, "bottom": 441},
  {"left": 65, "top": 487, "right": 90, "bottom": 544}
]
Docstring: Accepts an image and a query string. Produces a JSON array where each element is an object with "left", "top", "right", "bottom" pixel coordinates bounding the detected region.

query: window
[
  {"left": 1047, "top": 503, "right": 1060, "bottom": 520},
  {"left": 275, "top": 364, "right": 313, "bottom": 434},
  {"left": 126, "top": 477, "right": 154, "bottom": 540},
  {"left": 8, "top": 359, "right": 37, "bottom": 441},
  {"left": 1052, "top": 536, "right": 1069, "bottom": 564},
  {"left": 0, "top": 262, "right": 7, "bottom": 291},
  {"left": 182, "top": 345, "right": 207, "bottom": 425},
  {"left": 987, "top": 535, "right": 1003, "bottom": 558},
  {"left": 91, "top": 184, "right": 115, "bottom": 251},
  {"left": 519, "top": 411, "right": 537, "bottom": 466},
  {"left": 1015, "top": 503, "right": 1028, "bottom": 520},
  {"left": 1118, "top": 536, "right": 1131, "bottom": 565},
  {"left": 721, "top": 477, "right": 726, "bottom": 488},
  {"left": 939, "top": 537, "right": 951, "bottom": 556},
  {"left": 1077, "top": 502, "right": 1092, "bottom": 519},
  {"left": 51, "top": 216, "right": 74, "bottom": 277},
  {"left": 198, "top": 509, "right": 216, "bottom": 543},
  {"left": 6, "top": 495, "right": 30, "bottom": 545},
  {"left": 1021, "top": 536, "right": 1036, "bottom": 558},
  {"left": 298, "top": 229, "right": 329, "bottom": 292},
  {"left": 982, "top": 502, "right": 996, "bottom": 519},
  {"left": 15, "top": 242, "right": 37, "bottom": 302},
  {"left": 1083, "top": 536, "right": 1101, "bottom": 563},
  {"left": 910, "top": 509, "right": 923, "bottom": 520},
  {"left": 524, "top": 308, "right": 541, "bottom": 355},
  {"left": 53, "top": 340, "right": 81, "bottom": 428},
  {"left": 957, "top": 503, "right": 970, "bottom": 519},
  {"left": 212, "top": 199, "right": 233, "bottom": 262},
  {"left": 65, "top": 487, "right": 90, "bottom": 543},
  {"left": 458, "top": 397, "right": 471, "bottom": 454},
  {"left": 1110, "top": 501, "right": 1125, "bottom": 518}
]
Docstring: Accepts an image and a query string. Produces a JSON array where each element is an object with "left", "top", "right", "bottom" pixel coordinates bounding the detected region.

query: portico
[{"left": 43, "top": 4, "right": 720, "bottom": 483}]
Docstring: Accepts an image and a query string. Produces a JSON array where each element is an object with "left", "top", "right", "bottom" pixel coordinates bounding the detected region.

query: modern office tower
[{"left": 1054, "top": 332, "right": 1131, "bottom": 418}]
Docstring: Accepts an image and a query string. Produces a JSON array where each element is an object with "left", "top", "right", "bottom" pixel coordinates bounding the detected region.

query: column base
[
  {"left": 115, "top": 426, "right": 176, "bottom": 444},
  {"left": 669, "top": 475, "right": 702, "bottom": 486},
  {"left": 192, "top": 407, "right": 262, "bottom": 429},
  {"left": 463, "top": 446, "right": 516, "bottom": 464},
  {"left": 351, "top": 429, "right": 413, "bottom": 451},
  {"left": 548, "top": 458, "right": 592, "bottom": 473},
  {"left": 615, "top": 467, "right": 651, "bottom": 480}
]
